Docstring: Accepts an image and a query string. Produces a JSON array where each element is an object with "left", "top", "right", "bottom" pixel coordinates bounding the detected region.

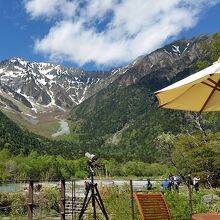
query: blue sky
[{"left": 0, "top": 0, "right": 220, "bottom": 70}]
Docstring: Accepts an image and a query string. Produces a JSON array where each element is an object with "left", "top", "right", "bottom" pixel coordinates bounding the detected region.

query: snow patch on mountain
[
  {"left": 172, "top": 45, "right": 180, "bottom": 54},
  {"left": 37, "top": 78, "right": 47, "bottom": 86}
]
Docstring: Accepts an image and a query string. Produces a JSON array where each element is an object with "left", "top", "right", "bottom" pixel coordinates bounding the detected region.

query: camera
[
  {"left": 85, "top": 152, "right": 97, "bottom": 162},
  {"left": 85, "top": 152, "right": 98, "bottom": 176}
]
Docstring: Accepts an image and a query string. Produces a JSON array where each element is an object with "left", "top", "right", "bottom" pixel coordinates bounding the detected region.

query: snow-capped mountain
[
  {"left": 0, "top": 57, "right": 110, "bottom": 113},
  {"left": 0, "top": 35, "right": 210, "bottom": 138},
  {"left": 0, "top": 36, "right": 201, "bottom": 116},
  {"left": 0, "top": 36, "right": 206, "bottom": 122}
]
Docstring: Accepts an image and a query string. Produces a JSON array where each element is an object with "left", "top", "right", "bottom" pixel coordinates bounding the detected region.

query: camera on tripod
[
  {"left": 79, "top": 152, "right": 109, "bottom": 219},
  {"left": 85, "top": 152, "right": 98, "bottom": 177}
]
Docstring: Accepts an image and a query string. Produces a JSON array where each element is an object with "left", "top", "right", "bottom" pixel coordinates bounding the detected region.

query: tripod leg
[
  {"left": 79, "top": 186, "right": 92, "bottom": 220},
  {"left": 91, "top": 189, "right": 97, "bottom": 220},
  {"left": 94, "top": 185, "right": 109, "bottom": 220}
]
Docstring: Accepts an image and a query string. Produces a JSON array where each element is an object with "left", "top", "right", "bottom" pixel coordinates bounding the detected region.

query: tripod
[{"left": 79, "top": 165, "right": 109, "bottom": 220}]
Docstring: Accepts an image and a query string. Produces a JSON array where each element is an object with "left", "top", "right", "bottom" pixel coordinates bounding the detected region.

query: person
[
  {"left": 84, "top": 180, "right": 90, "bottom": 193},
  {"left": 34, "top": 183, "right": 42, "bottom": 192},
  {"left": 146, "top": 179, "right": 152, "bottom": 190},
  {"left": 173, "top": 176, "right": 181, "bottom": 191},
  {"left": 193, "top": 176, "right": 200, "bottom": 192},
  {"left": 168, "top": 173, "right": 174, "bottom": 191},
  {"left": 187, "top": 175, "right": 193, "bottom": 192},
  {"left": 161, "top": 178, "right": 169, "bottom": 192}
]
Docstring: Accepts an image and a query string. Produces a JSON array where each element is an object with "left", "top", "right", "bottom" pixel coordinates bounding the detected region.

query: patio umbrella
[
  {"left": 155, "top": 58, "right": 220, "bottom": 218},
  {"left": 155, "top": 58, "right": 220, "bottom": 112}
]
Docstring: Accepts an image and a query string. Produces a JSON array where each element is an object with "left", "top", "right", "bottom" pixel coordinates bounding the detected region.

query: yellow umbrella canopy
[{"left": 155, "top": 58, "right": 220, "bottom": 112}]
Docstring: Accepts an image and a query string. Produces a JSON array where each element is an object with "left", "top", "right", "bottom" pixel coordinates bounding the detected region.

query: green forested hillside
[
  {"left": 71, "top": 83, "right": 195, "bottom": 162},
  {"left": 0, "top": 110, "right": 44, "bottom": 154},
  {"left": 72, "top": 85, "right": 151, "bottom": 137},
  {"left": 0, "top": 110, "right": 84, "bottom": 158}
]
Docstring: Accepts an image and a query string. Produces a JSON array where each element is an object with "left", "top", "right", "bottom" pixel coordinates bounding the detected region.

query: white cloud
[
  {"left": 24, "top": 0, "right": 77, "bottom": 18},
  {"left": 24, "top": 0, "right": 220, "bottom": 67}
]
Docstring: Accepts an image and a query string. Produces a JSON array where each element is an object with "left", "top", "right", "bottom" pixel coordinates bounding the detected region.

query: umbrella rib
[
  {"left": 202, "top": 82, "right": 220, "bottom": 91},
  {"left": 207, "top": 78, "right": 217, "bottom": 85},
  {"left": 199, "top": 78, "right": 220, "bottom": 113}
]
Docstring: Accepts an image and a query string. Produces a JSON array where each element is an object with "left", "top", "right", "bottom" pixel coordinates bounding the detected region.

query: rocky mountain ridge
[
  {"left": 0, "top": 35, "right": 207, "bottom": 114},
  {"left": 112, "top": 35, "right": 209, "bottom": 90},
  {"left": 0, "top": 57, "right": 112, "bottom": 113}
]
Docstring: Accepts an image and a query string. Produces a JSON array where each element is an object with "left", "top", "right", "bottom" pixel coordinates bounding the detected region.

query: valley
[
  {"left": 0, "top": 33, "right": 220, "bottom": 162},
  {"left": 0, "top": 35, "right": 210, "bottom": 140},
  {"left": 2, "top": 108, "right": 70, "bottom": 138}
]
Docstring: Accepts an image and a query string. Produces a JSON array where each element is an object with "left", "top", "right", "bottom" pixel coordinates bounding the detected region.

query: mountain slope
[
  {"left": 69, "top": 33, "right": 220, "bottom": 162},
  {"left": 70, "top": 35, "right": 210, "bottom": 133},
  {"left": 0, "top": 110, "right": 45, "bottom": 154}
]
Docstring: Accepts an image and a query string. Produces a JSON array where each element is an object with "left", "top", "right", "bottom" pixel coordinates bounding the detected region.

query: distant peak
[
  {"left": 10, "top": 57, "right": 26, "bottom": 62},
  {"left": 9, "top": 57, "right": 28, "bottom": 66}
]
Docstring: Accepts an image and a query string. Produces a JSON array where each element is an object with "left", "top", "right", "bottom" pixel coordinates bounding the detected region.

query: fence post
[
  {"left": 188, "top": 184, "right": 193, "bottom": 218},
  {"left": 74, "top": 179, "right": 76, "bottom": 220},
  {"left": 61, "top": 179, "right": 65, "bottom": 220},
  {"left": 28, "top": 180, "right": 33, "bottom": 220},
  {"left": 71, "top": 179, "right": 75, "bottom": 220},
  {"left": 71, "top": 180, "right": 73, "bottom": 220},
  {"left": 130, "top": 180, "right": 135, "bottom": 220}
]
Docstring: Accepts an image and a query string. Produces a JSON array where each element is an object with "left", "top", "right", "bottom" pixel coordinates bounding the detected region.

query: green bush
[{"left": 0, "top": 192, "right": 26, "bottom": 218}]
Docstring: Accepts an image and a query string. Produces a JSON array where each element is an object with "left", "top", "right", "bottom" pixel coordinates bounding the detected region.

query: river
[{"left": 52, "top": 119, "right": 70, "bottom": 137}]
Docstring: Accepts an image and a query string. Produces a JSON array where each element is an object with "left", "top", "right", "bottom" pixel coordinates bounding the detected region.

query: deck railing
[{"left": 0, "top": 178, "right": 219, "bottom": 220}]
